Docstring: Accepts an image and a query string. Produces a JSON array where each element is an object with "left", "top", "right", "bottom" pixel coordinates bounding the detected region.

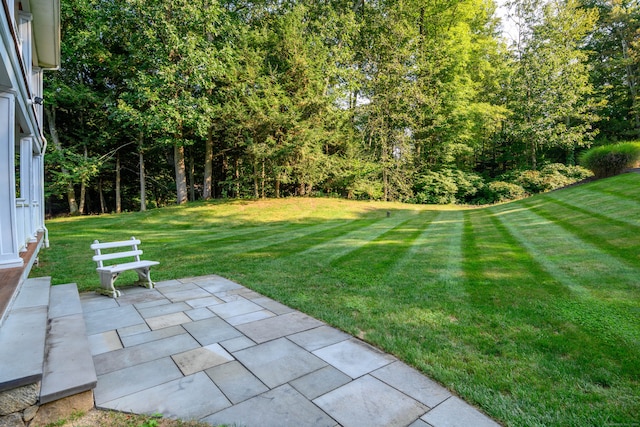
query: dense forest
[{"left": 43, "top": 0, "right": 640, "bottom": 215}]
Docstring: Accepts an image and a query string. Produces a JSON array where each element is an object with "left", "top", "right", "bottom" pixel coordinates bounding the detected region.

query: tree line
[{"left": 43, "top": 0, "right": 640, "bottom": 214}]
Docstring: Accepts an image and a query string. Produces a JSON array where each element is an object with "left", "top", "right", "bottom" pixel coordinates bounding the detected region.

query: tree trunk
[
  {"left": 116, "top": 153, "right": 122, "bottom": 213},
  {"left": 98, "top": 179, "right": 106, "bottom": 214},
  {"left": 531, "top": 139, "right": 537, "bottom": 171},
  {"left": 382, "top": 134, "right": 389, "bottom": 202},
  {"left": 235, "top": 157, "right": 240, "bottom": 198},
  {"left": 45, "top": 106, "right": 78, "bottom": 214},
  {"left": 79, "top": 144, "right": 88, "bottom": 214},
  {"left": 253, "top": 160, "right": 259, "bottom": 199},
  {"left": 261, "top": 159, "right": 265, "bottom": 199},
  {"left": 203, "top": 127, "right": 214, "bottom": 199},
  {"left": 174, "top": 144, "right": 188, "bottom": 204},
  {"left": 139, "top": 133, "right": 147, "bottom": 211},
  {"left": 189, "top": 149, "right": 195, "bottom": 202},
  {"left": 79, "top": 182, "right": 86, "bottom": 214}
]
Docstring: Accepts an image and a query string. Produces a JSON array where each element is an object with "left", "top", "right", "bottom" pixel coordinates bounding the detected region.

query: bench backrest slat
[
  {"left": 91, "top": 239, "right": 141, "bottom": 250},
  {"left": 93, "top": 250, "right": 143, "bottom": 263},
  {"left": 92, "top": 237, "right": 143, "bottom": 268}
]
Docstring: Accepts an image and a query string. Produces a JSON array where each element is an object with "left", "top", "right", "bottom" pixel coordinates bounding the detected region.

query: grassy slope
[{"left": 34, "top": 174, "right": 640, "bottom": 426}]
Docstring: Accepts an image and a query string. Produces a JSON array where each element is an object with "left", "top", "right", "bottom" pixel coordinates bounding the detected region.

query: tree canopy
[{"left": 43, "top": 0, "right": 639, "bottom": 213}]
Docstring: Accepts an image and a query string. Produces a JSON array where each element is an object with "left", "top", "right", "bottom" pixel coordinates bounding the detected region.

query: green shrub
[
  {"left": 579, "top": 142, "right": 640, "bottom": 178},
  {"left": 484, "top": 181, "right": 526, "bottom": 203},
  {"left": 514, "top": 170, "right": 550, "bottom": 194},
  {"left": 413, "top": 171, "right": 458, "bottom": 204},
  {"left": 412, "top": 164, "right": 591, "bottom": 205},
  {"left": 412, "top": 169, "right": 485, "bottom": 204},
  {"left": 501, "top": 163, "right": 594, "bottom": 194},
  {"left": 541, "top": 163, "right": 593, "bottom": 181},
  {"left": 446, "top": 169, "right": 485, "bottom": 202},
  {"left": 348, "top": 179, "right": 384, "bottom": 200}
]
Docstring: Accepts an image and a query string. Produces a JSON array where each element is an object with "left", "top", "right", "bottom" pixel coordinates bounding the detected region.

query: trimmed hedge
[{"left": 579, "top": 142, "right": 640, "bottom": 178}]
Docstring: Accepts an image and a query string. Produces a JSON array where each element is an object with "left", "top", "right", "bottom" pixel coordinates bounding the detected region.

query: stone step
[
  {"left": 0, "top": 277, "right": 51, "bottom": 392},
  {"left": 40, "top": 283, "right": 97, "bottom": 404}
]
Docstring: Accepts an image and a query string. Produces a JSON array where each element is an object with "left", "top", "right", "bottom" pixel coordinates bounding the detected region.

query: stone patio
[{"left": 81, "top": 274, "right": 501, "bottom": 427}]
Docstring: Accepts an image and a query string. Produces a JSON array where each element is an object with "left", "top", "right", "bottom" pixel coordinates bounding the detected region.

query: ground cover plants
[{"left": 34, "top": 173, "right": 640, "bottom": 426}]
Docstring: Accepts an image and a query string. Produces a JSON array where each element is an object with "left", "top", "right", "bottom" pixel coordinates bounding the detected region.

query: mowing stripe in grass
[
  {"left": 207, "top": 220, "right": 353, "bottom": 255},
  {"left": 458, "top": 210, "right": 573, "bottom": 425},
  {"left": 329, "top": 210, "right": 436, "bottom": 273},
  {"left": 491, "top": 204, "right": 639, "bottom": 293},
  {"left": 387, "top": 210, "right": 467, "bottom": 301},
  {"left": 460, "top": 208, "right": 640, "bottom": 426},
  {"left": 544, "top": 190, "right": 640, "bottom": 227},
  {"left": 583, "top": 172, "right": 640, "bottom": 201},
  {"left": 202, "top": 211, "right": 428, "bottom": 311},
  {"left": 242, "top": 218, "right": 388, "bottom": 259},
  {"left": 520, "top": 198, "right": 640, "bottom": 267},
  {"left": 490, "top": 205, "right": 640, "bottom": 346},
  {"left": 462, "top": 209, "right": 567, "bottom": 308},
  {"left": 298, "top": 209, "right": 424, "bottom": 263},
  {"left": 589, "top": 186, "right": 640, "bottom": 202},
  {"left": 361, "top": 210, "right": 468, "bottom": 365},
  {"left": 152, "top": 221, "right": 311, "bottom": 249}
]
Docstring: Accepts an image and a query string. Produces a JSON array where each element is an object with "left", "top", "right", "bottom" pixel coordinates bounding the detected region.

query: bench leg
[
  {"left": 97, "top": 271, "right": 122, "bottom": 298},
  {"left": 134, "top": 267, "right": 155, "bottom": 289}
]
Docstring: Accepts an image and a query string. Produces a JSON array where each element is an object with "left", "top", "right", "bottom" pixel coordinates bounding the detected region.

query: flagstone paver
[
  {"left": 87, "top": 330, "right": 122, "bottom": 355},
  {"left": 205, "top": 361, "right": 269, "bottom": 404},
  {"left": 313, "top": 338, "right": 395, "bottom": 379},
  {"left": 288, "top": 325, "right": 351, "bottom": 351},
  {"left": 225, "top": 309, "right": 275, "bottom": 326},
  {"left": 101, "top": 372, "right": 231, "bottom": 419},
  {"left": 81, "top": 274, "right": 502, "bottom": 427},
  {"left": 159, "top": 287, "right": 213, "bottom": 303},
  {"left": 233, "top": 338, "right": 327, "bottom": 388},
  {"left": 314, "top": 375, "right": 428, "bottom": 427},
  {"left": 209, "top": 298, "right": 264, "bottom": 319},
  {"left": 371, "top": 361, "right": 452, "bottom": 408},
  {"left": 289, "top": 365, "right": 351, "bottom": 400},
  {"left": 235, "top": 311, "right": 324, "bottom": 343},
  {"left": 83, "top": 304, "right": 144, "bottom": 335},
  {"left": 137, "top": 301, "right": 191, "bottom": 319},
  {"left": 184, "top": 307, "right": 217, "bottom": 321},
  {"left": 421, "top": 396, "right": 501, "bottom": 427},
  {"left": 145, "top": 311, "right": 192, "bottom": 330},
  {"left": 93, "top": 333, "right": 200, "bottom": 375},
  {"left": 93, "top": 357, "right": 182, "bottom": 404},
  {"left": 119, "top": 324, "right": 185, "bottom": 347},
  {"left": 202, "top": 384, "right": 336, "bottom": 427},
  {"left": 182, "top": 316, "right": 243, "bottom": 346},
  {"left": 218, "top": 335, "right": 255, "bottom": 352},
  {"left": 185, "top": 296, "right": 224, "bottom": 309},
  {"left": 116, "top": 323, "right": 150, "bottom": 337},
  {"left": 172, "top": 344, "right": 234, "bottom": 376}
]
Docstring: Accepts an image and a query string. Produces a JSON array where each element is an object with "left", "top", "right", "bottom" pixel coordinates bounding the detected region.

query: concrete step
[
  {"left": 40, "top": 283, "right": 97, "bottom": 404},
  {"left": 0, "top": 277, "right": 51, "bottom": 392}
]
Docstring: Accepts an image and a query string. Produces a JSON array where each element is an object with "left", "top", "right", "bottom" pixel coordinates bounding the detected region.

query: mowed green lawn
[{"left": 35, "top": 173, "right": 640, "bottom": 426}]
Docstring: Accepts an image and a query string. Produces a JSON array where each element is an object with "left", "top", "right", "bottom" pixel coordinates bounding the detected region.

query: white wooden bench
[{"left": 90, "top": 236, "right": 159, "bottom": 298}]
